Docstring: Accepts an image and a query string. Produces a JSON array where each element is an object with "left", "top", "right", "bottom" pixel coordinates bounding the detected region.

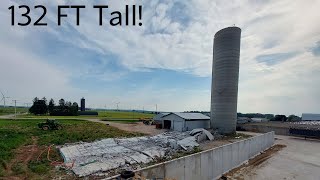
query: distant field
[
  {"left": 101, "top": 119, "right": 140, "bottom": 123},
  {"left": 0, "top": 118, "right": 143, "bottom": 178},
  {"left": 0, "top": 107, "right": 28, "bottom": 115},
  {"left": 18, "top": 110, "right": 155, "bottom": 120},
  {"left": 99, "top": 110, "right": 155, "bottom": 119}
]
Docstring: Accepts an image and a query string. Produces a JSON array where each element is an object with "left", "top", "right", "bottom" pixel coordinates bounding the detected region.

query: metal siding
[
  {"left": 173, "top": 121, "right": 184, "bottom": 132},
  {"left": 211, "top": 27, "right": 241, "bottom": 134},
  {"left": 162, "top": 114, "right": 185, "bottom": 131}
]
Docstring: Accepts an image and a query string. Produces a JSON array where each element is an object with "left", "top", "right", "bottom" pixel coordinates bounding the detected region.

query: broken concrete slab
[
  {"left": 177, "top": 136, "right": 199, "bottom": 150},
  {"left": 190, "top": 128, "right": 204, "bottom": 136},
  {"left": 203, "top": 129, "right": 214, "bottom": 141},
  {"left": 189, "top": 128, "right": 214, "bottom": 141},
  {"left": 59, "top": 131, "right": 200, "bottom": 177}
]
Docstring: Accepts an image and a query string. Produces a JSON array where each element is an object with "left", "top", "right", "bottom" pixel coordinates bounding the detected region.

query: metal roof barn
[
  {"left": 161, "top": 113, "right": 210, "bottom": 132},
  {"left": 153, "top": 112, "right": 170, "bottom": 123},
  {"left": 302, "top": 113, "right": 320, "bottom": 121}
]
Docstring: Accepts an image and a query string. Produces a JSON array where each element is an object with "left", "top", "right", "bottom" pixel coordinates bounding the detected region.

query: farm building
[
  {"left": 251, "top": 118, "right": 269, "bottom": 122},
  {"left": 302, "top": 113, "right": 320, "bottom": 121},
  {"left": 237, "top": 117, "right": 251, "bottom": 124},
  {"left": 153, "top": 112, "right": 170, "bottom": 124},
  {"left": 161, "top": 112, "right": 210, "bottom": 132}
]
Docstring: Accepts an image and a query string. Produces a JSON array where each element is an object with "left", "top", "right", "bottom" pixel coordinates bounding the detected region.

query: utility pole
[
  {"left": 12, "top": 100, "right": 17, "bottom": 119},
  {"left": 156, "top": 104, "right": 158, "bottom": 114}
]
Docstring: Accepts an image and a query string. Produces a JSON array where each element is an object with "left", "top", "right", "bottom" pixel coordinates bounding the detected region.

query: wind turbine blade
[{"left": 0, "top": 90, "right": 4, "bottom": 97}]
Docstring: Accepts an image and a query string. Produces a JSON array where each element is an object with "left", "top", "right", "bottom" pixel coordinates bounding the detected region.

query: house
[
  {"left": 302, "top": 113, "right": 320, "bottom": 121},
  {"left": 161, "top": 112, "right": 210, "bottom": 132}
]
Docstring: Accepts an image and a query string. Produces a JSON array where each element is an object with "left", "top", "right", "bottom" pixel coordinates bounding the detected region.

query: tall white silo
[{"left": 210, "top": 27, "right": 241, "bottom": 134}]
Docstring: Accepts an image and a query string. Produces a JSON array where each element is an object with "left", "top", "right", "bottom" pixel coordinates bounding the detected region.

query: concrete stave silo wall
[{"left": 211, "top": 27, "right": 241, "bottom": 134}]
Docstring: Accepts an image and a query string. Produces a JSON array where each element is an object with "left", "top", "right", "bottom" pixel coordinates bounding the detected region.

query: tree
[
  {"left": 288, "top": 115, "right": 301, "bottom": 122},
  {"left": 71, "top": 102, "right": 79, "bottom": 115},
  {"left": 42, "top": 97, "right": 47, "bottom": 105},
  {"left": 33, "top": 97, "right": 39, "bottom": 103},
  {"left": 59, "top": 98, "right": 65, "bottom": 106},
  {"left": 48, "top": 99, "right": 55, "bottom": 114},
  {"left": 65, "top": 101, "right": 72, "bottom": 107},
  {"left": 265, "top": 114, "right": 275, "bottom": 120},
  {"left": 272, "top": 115, "right": 287, "bottom": 122},
  {"left": 29, "top": 98, "right": 48, "bottom": 115}
]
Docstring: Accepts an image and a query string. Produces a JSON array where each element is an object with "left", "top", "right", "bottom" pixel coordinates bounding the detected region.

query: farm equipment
[
  {"left": 38, "top": 119, "right": 63, "bottom": 130},
  {"left": 142, "top": 119, "right": 155, "bottom": 125}
]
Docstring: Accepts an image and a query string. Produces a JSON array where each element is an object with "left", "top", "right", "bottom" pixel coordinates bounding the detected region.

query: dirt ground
[
  {"left": 221, "top": 144, "right": 286, "bottom": 180},
  {"left": 3, "top": 137, "right": 39, "bottom": 180},
  {"left": 224, "top": 132, "right": 320, "bottom": 180},
  {"left": 85, "top": 119, "right": 166, "bottom": 135}
]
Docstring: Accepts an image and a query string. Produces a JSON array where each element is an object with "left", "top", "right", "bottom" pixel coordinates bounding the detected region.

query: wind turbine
[
  {"left": 115, "top": 102, "right": 120, "bottom": 111},
  {"left": 0, "top": 90, "right": 10, "bottom": 108}
]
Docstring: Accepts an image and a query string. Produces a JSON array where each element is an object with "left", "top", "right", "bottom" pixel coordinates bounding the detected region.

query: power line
[{"left": 12, "top": 99, "right": 18, "bottom": 119}]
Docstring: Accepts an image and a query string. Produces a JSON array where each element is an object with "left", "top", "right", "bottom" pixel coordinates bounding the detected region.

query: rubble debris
[
  {"left": 190, "top": 129, "right": 203, "bottom": 136},
  {"left": 59, "top": 131, "right": 214, "bottom": 177},
  {"left": 177, "top": 136, "right": 199, "bottom": 150},
  {"left": 190, "top": 128, "right": 214, "bottom": 141}
]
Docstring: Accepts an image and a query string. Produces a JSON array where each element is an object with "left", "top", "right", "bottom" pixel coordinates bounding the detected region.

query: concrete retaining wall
[
  {"left": 239, "top": 124, "right": 289, "bottom": 135},
  {"left": 132, "top": 132, "right": 274, "bottom": 180}
]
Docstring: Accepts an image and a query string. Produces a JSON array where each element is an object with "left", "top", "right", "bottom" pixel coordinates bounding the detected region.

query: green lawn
[
  {"left": 0, "top": 119, "right": 143, "bottom": 178},
  {"left": 18, "top": 110, "right": 155, "bottom": 120},
  {"left": 101, "top": 119, "right": 140, "bottom": 123},
  {"left": 98, "top": 110, "right": 155, "bottom": 119},
  {"left": 0, "top": 107, "right": 28, "bottom": 115}
]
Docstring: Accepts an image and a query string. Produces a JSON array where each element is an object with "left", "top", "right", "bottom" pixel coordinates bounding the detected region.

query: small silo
[
  {"left": 80, "top": 97, "right": 85, "bottom": 111},
  {"left": 210, "top": 27, "right": 241, "bottom": 134}
]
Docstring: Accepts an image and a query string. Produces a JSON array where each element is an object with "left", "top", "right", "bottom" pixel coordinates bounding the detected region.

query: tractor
[{"left": 38, "top": 119, "right": 63, "bottom": 130}]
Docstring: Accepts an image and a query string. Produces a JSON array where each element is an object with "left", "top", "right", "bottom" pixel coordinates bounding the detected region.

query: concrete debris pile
[
  {"left": 190, "top": 128, "right": 214, "bottom": 142},
  {"left": 59, "top": 131, "right": 214, "bottom": 177}
]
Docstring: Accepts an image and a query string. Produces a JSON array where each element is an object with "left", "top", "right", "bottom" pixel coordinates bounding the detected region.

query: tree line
[
  {"left": 237, "top": 113, "right": 301, "bottom": 122},
  {"left": 29, "top": 97, "right": 79, "bottom": 116}
]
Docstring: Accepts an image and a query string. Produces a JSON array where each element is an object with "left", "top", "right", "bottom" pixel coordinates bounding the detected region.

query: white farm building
[{"left": 161, "top": 112, "right": 210, "bottom": 132}]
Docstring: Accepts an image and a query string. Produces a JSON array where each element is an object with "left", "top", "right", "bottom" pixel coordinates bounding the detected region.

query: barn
[
  {"left": 152, "top": 112, "right": 170, "bottom": 124},
  {"left": 161, "top": 112, "right": 210, "bottom": 132}
]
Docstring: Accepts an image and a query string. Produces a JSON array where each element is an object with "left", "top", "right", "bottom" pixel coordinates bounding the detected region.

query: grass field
[
  {"left": 18, "top": 110, "right": 155, "bottom": 120},
  {"left": 98, "top": 110, "right": 155, "bottom": 119},
  {"left": 0, "top": 107, "right": 28, "bottom": 115},
  {"left": 101, "top": 119, "right": 140, "bottom": 123},
  {"left": 0, "top": 119, "right": 143, "bottom": 179}
]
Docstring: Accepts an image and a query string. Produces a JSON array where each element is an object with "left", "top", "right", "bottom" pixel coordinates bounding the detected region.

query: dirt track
[
  {"left": 221, "top": 144, "right": 286, "bottom": 180},
  {"left": 225, "top": 132, "right": 320, "bottom": 180}
]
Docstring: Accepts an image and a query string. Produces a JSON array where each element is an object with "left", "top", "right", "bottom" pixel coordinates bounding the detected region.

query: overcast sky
[{"left": 1, "top": 0, "right": 320, "bottom": 115}]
